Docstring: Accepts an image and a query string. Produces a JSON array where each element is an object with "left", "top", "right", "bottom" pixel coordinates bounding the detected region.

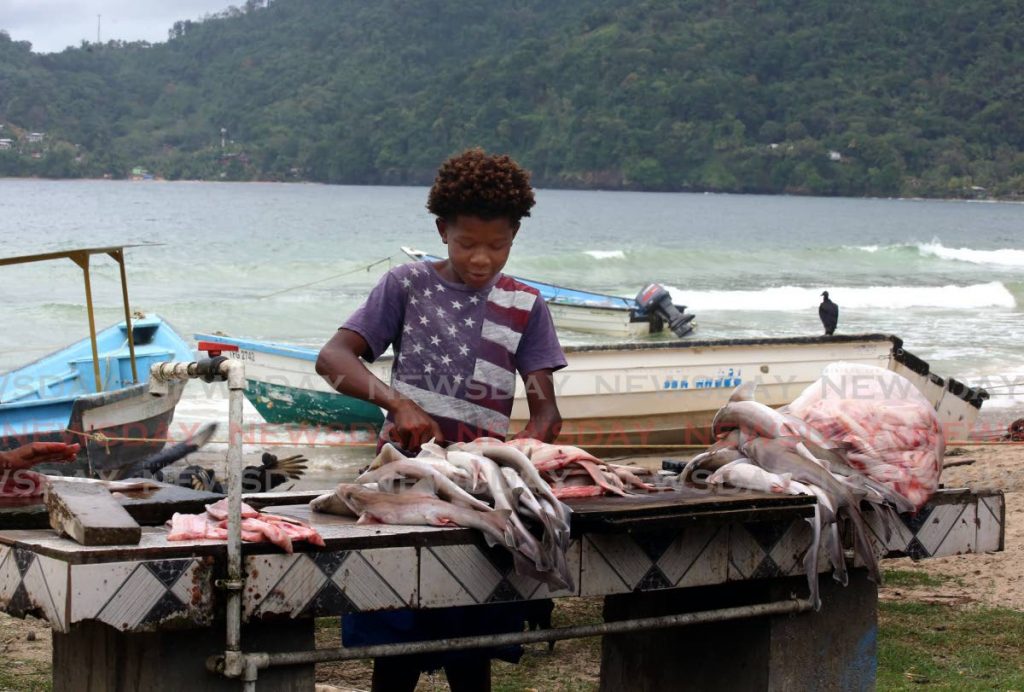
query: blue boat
[
  {"left": 401, "top": 247, "right": 694, "bottom": 338},
  {"left": 0, "top": 247, "right": 194, "bottom": 477}
]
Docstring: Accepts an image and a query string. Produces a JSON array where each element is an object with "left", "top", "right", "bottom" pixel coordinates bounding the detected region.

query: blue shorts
[{"left": 342, "top": 603, "right": 531, "bottom": 672}]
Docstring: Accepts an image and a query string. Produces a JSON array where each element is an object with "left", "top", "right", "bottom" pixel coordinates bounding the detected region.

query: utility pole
[
  {"left": 97, "top": 14, "right": 101, "bottom": 44},
  {"left": 220, "top": 128, "right": 227, "bottom": 149}
]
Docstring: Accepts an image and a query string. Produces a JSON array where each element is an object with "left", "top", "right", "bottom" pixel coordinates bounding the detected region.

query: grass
[
  {"left": 0, "top": 659, "right": 50, "bottom": 692},
  {"left": 878, "top": 601, "right": 1024, "bottom": 690},
  {"left": 3, "top": 598, "right": 1023, "bottom": 691},
  {"left": 883, "top": 568, "right": 964, "bottom": 589}
]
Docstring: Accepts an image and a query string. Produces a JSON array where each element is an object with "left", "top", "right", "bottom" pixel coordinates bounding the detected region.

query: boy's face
[{"left": 437, "top": 215, "right": 519, "bottom": 289}]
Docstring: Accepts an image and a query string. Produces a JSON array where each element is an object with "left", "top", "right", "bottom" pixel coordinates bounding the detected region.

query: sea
[{"left": 1, "top": 179, "right": 1021, "bottom": 477}]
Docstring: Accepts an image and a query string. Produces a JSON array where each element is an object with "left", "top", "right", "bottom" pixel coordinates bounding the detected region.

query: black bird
[
  {"left": 121, "top": 422, "right": 218, "bottom": 480},
  {"left": 819, "top": 291, "right": 839, "bottom": 335},
  {"left": 173, "top": 452, "right": 308, "bottom": 494}
]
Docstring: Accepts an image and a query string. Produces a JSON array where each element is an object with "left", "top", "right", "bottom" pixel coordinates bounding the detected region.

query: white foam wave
[
  {"left": 855, "top": 245, "right": 880, "bottom": 253},
  {"left": 917, "top": 241, "right": 1024, "bottom": 267},
  {"left": 665, "top": 282, "right": 1017, "bottom": 312},
  {"left": 583, "top": 250, "right": 625, "bottom": 260}
]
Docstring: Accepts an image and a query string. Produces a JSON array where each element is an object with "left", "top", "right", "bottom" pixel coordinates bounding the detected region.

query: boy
[{"left": 316, "top": 148, "right": 565, "bottom": 691}]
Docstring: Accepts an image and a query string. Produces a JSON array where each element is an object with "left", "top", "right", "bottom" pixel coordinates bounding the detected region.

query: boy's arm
[
  {"left": 316, "top": 329, "right": 443, "bottom": 449},
  {"left": 513, "top": 368, "right": 562, "bottom": 443}
]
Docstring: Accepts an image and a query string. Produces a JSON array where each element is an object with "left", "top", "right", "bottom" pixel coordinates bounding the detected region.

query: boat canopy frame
[{"left": 0, "top": 244, "right": 156, "bottom": 392}]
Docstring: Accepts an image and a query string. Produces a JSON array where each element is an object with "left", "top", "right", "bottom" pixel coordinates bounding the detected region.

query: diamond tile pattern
[
  {"left": 245, "top": 547, "right": 417, "bottom": 620},
  {"left": 420, "top": 540, "right": 580, "bottom": 608},
  {"left": 0, "top": 491, "right": 1006, "bottom": 632}
]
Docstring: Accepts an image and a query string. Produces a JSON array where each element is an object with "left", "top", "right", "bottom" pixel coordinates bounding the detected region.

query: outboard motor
[{"left": 636, "top": 283, "right": 695, "bottom": 337}]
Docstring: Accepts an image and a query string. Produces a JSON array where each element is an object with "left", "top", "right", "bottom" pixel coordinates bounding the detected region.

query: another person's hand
[
  {"left": 0, "top": 442, "right": 81, "bottom": 470},
  {"left": 389, "top": 399, "right": 444, "bottom": 452}
]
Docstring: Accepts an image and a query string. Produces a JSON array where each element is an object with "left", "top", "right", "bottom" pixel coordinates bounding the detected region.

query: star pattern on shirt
[{"left": 394, "top": 266, "right": 496, "bottom": 397}]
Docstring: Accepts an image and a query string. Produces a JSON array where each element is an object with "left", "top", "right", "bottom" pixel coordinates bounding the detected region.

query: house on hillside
[
  {"left": 0, "top": 139, "right": 13, "bottom": 150},
  {"left": 27, "top": 132, "right": 45, "bottom": 143}
]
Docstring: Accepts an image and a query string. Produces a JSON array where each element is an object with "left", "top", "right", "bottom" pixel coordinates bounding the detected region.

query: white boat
[
  {"left": 193, "top": 332, "right": 987, "bottom": 452},
  {"left": 401, "top": 247, "right": 695, "bottom": 338}
]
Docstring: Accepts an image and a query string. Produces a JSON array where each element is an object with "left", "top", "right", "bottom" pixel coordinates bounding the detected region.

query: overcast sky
[{"left": 0, "top": 0, "right": 236, "bottom": 53}]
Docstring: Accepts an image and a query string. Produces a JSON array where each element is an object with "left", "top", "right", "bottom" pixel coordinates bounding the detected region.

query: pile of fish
[
  {"left": 311, "top": 439, "right": 656, "bottom": 589},
  {"left": 167, "top": 498, "right": 325, "bottom": 553},
  {"left": 511, "top": 438, "right": 661, "bottom": 498},
  {"left": 679, "top": 363, "right": 943, "bottom": 608}
]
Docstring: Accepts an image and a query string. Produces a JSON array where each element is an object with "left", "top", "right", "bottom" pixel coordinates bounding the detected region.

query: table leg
[
  {"left": 599, "top": 569, "right": 877, "bottom": 691},
  {"left": 52, "top": 619, "right": 316, "bottom": 691}
]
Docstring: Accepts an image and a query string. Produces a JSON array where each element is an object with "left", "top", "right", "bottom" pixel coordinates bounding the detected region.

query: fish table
[{"left": 0, "top": 486, "right": 1005, "bottom": 691}]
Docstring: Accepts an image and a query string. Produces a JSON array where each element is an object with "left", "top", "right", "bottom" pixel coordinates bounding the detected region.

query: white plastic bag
[{"left": 785, "top": 362, "right": 943, "bottom": 510}]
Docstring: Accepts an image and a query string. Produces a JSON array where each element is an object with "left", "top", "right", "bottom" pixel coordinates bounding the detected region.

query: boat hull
[
  {"left": 196, "top": 333, "right": 986, "bottom": 451},
  {"left": 0, "top": 315, "right": 194, "bottom": 475}
]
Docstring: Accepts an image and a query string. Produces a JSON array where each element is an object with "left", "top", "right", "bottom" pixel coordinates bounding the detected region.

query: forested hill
[{"left": 1, "top": 0, "right": 1023, "bottom": 198}]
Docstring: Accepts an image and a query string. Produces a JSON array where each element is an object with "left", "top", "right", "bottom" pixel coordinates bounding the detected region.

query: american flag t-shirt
[{"left": 342, "top": 261, "right": 566, "bottom": 442}]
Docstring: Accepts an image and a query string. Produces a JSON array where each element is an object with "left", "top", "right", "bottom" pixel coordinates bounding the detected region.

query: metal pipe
[
  {"left": 223, "top": 359, "right": 246, "bottom": 656},
  {"left": 110, "top": 249, "right": 138, "bottom": 383},
  {"left": 249, "top": 597, "right": 813, "bottom": 669},
  {"left": 147, "top": 359, "right": 248, "bottom": 677},
  {"left": 69, "top": 251, "right": 104, "bottom": 393}
]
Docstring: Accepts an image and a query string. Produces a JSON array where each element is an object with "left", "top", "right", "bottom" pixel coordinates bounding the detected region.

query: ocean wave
[
  {"left": 583, "top": 250, "right": 626, "bottom": 260},
  {"left": 853, "top": 240, "right": 1024, "bottom": 267},
  {"left": 664, "top": 281, "right": 1017, "bottom": 311},
  {"left": 917, "top": 241, "right": 1024, "bottom": 267}
]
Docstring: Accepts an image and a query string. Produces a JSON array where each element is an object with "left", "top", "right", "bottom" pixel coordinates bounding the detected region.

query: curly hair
[{"left": 427, "top": 148, "right": 535, "bottom": 223}]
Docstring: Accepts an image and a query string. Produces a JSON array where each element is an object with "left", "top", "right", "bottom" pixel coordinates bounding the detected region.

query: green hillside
[{"left": 2, "top": 0, "right": 1023, "bottom": 198}]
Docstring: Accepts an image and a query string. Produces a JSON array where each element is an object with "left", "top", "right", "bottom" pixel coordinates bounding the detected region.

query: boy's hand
[
  {"left": 513, "top": 412, "right": 562, "bottom": 444},
  {"left": 389, "top": 399, "right": 444, "bottom": 452},
  {"left": 0, "top": 442, "right": 81, "bottom": 469}
]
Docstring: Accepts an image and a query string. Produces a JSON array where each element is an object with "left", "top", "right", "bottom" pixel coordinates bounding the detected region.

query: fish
[
  {"left": 707, "top": 460, "right": 793, "bottom": 494},
  {"left": 355, "top": 459, "right": 491, "bottom": 512},
  {"left": 335, "top": 484, "right": 512, "bottom": 549},
  {"left": 473, "top": 443, "right": 573, "bottom": 529},
  {"left": 741, "top": 436, "right": 881, "bottom": 583},
  {"left": 551, "top": 485, "right": 604, "bottom": 498},
  {"left": 205, "top": 498, "right": 260, "bottom": 521},
  {"left": 167, "top": 512, "right": 216, "bottom": 541},
  {"left": 466, "top": 452, "right": 549, "bottom": 570},
  {"left": 167, "top": 505, "right": 323, "bottom": 553},
  {"left": 310, "top": 489, "right": 358, "bottom": 517}
]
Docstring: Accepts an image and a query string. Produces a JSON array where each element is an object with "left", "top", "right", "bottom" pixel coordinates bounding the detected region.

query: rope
[
  {"left": 65, "top": 428, "right": 379, "bottom": 449},
  {"left": 64, "top": 428, "right": 1024, "bottom": 452},
  {"left": 257, "top": 255, "right": 395, "bottom": 299}
]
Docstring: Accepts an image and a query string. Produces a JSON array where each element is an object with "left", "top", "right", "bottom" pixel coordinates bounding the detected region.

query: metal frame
[{"left": 0, "top": 245, "right": 156, "bottom": 390}]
